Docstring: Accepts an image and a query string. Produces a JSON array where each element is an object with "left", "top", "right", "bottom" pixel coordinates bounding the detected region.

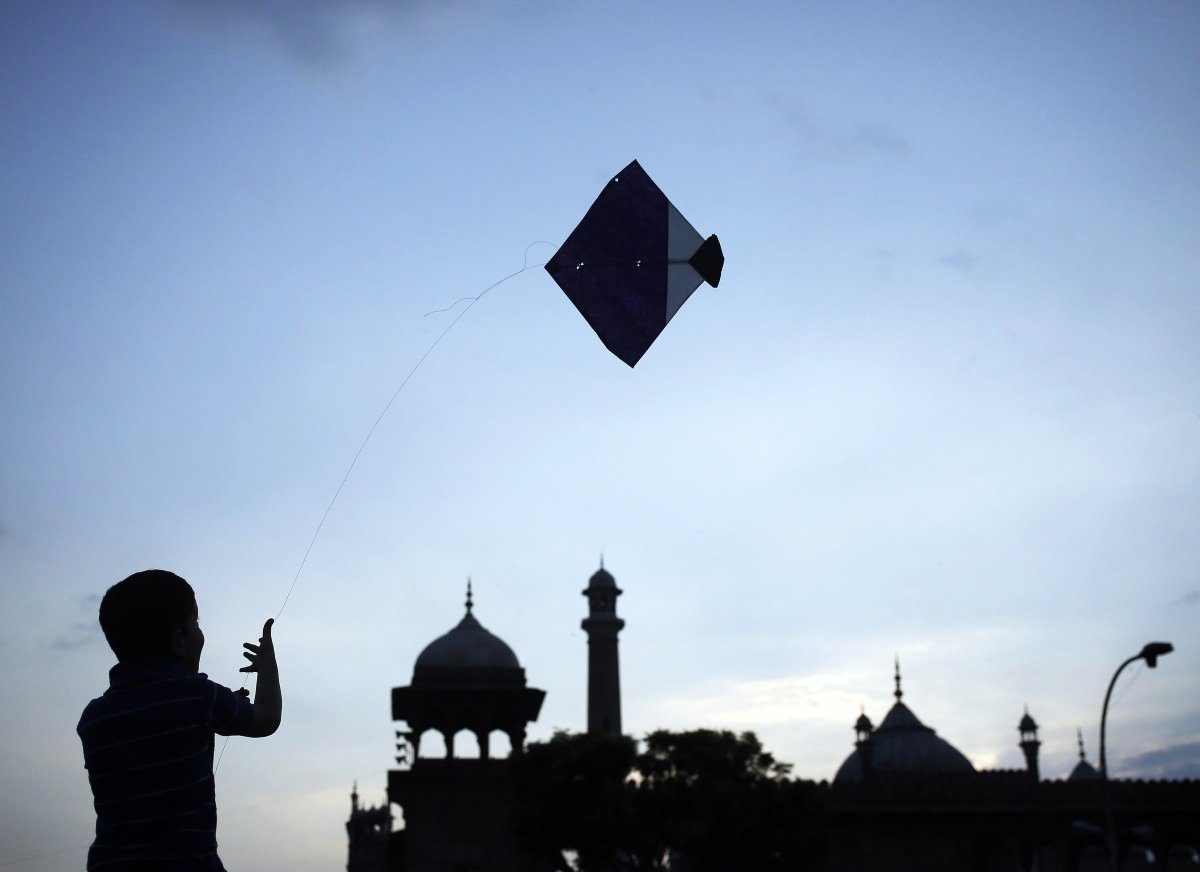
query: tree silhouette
[{"left": 512, "top": 729, "right": 825, "bottom": 871}]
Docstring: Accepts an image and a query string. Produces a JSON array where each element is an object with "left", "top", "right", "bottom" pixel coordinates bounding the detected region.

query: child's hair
[{"left": 99, "top": 570, "right": 198, "bottom": 661}]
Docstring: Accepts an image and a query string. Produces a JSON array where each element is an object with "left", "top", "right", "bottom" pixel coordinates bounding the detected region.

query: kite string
[
  {"left": 215, "top": 240, "right": 557, "bottom": 772},
  {"left": 274, "top": 239, "right": 558, "bottom": 620}
]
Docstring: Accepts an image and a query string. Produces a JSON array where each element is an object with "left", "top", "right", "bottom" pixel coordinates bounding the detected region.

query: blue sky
[{"left": 2, "top": 1, "right": 1198, "bottom": 869}]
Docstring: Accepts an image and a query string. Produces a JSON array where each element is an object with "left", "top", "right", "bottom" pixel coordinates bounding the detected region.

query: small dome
[
  {"left": 1018, "top": 711, "right": 1038, "bottom": 733},
  {"left": 1069, "top": 759, "right": 1100, "bottom": 781},
  {"left": 835, "top": 700, "right": 975, "bottom": 782},
  {"left": 587, "top": 566, "right": 617, "bottom": 589},
  {"left": 855, "top": 712, "right": 874, "bottom": 733},
  {"left": 414, "top": 610, "right": 521, "bottom": 672},
  {"left": 1069, "top": 728, "right": 1097, "bottom": 780}
]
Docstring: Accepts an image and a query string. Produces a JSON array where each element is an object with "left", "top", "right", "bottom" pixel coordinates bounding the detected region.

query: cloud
[
  {"left": 1116, "top": 740, "right": 1200, "bottom": 780},
  {"left": 644, "top": 672, "right": 877, "bottom": 730},
  {"left": 761, "top": 92, "right": 820, "bottom": 144},
  {"left": 173, "top": 0, "right": 411, "bottom": 67},
  {"left": 940, "top": 249, "right": 978, "bottom": 272},
  {"left": 761, "top": 93, "right": 909, "bottom": 159},
  {"left": 50, "top": 595, "right": 102, "bottom": 651},
  {"left": 836, "top": 123, "right": 912, "bottom": 157},
  {"left": 52, "top": 623, "right": 101, "bottom": 651}
]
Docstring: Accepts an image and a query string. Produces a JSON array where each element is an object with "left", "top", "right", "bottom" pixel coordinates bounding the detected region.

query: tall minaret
[
  {"left": 582, "top": 558, "right": 625, "bottom": 735},
  {"left": 1018, "top": 706, "right": 1041, "bottom": 782}
]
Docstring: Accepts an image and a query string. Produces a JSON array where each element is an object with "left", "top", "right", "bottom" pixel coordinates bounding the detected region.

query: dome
[
  {"left": 1068, "top": 728, "right": 1098, "bottom": 780},
  {"left": 1018, "top": 711, "right": 1038, "bottom": 733},
  {"left": 413, "top": 610, "right": 521, "bottom": 673},
  {"left": 855, "top": 712, "right": 874, "bottom": 733},
  {"left": 587, "top": 566, "right": 617, "bottom": 590},
  {"left": 1068, "top": 759, "right": 1100, "bottom": 781},
  {"left": 834, "top": 700, "right": 976, "bottom": 782}
]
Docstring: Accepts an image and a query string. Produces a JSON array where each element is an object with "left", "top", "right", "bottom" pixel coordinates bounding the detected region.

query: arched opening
[
  {"left": 454, "top": 729, "right": 481, "bottom": 759},
  {"left": 1168, "top": 845, "right": 1200, "bottom": 870},
  {"left": 1124, "top": 846, "right": 1155, "bottom": 871},
  {"left": 489, "top": 730, "right": 513, "bottom": 759},
  {"left": 421, "top": 731, "right": 447, "bottom": 759}
]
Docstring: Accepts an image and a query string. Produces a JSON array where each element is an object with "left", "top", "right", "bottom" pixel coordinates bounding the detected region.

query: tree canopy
[{"left": 512, "top": 729, "right": 825, "bottom": 872}]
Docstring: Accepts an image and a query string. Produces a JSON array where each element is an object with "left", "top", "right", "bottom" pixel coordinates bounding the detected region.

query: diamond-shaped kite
[{"left": 545, "top": 160, "right": 724, "bottom": 367}]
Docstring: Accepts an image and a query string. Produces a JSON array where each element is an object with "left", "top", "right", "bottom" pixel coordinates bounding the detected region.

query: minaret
[
  {"left": 854, "top": 708, "right": 875, "bottom": 780},
  {"left": 582, "top": 558, "right": 625, "bottom": 735},
  {"left": 1018, "top": 706, "right": 1041, "bottom": 782}
]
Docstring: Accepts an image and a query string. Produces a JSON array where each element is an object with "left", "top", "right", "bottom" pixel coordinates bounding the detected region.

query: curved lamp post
[{"left": 1099, "top": 641, "right": 1173, "bottom": 872}]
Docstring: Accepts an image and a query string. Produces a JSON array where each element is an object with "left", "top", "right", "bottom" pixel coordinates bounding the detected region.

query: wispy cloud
[
  {"left": 1174, "top": 589, "right": 1200, "bottom": 607},
  {"left": 645, "top": 672, "right": 879, "bottom": 730},
  {"left": 761, "top": 92, "right": 820, "bottom": 144},
  {"left": 1116, "top": 740, "right": 1200, "bottom": 780},
  {"left": 51, "top": 595, "right": 102, "bottom": 651},
  {"left": 835, "top": 123, "right": 911, "bottom": 157},
  {"left": 762, "top": 92, "right": 910, "bottom": 159},
  {"left": 940, "top": 249, "right": 977, "bottom": 272},
  {"left": 172, "top": 0, "right": 417, "bottom": 67}
]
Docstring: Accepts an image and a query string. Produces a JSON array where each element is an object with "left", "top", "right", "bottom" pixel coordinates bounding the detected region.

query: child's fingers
[
  {"left": 261, "top": 618, "right": 274, "bottom": 640},
  {"left": 243, "top": 642, "right": 260, "bottom": 654}
]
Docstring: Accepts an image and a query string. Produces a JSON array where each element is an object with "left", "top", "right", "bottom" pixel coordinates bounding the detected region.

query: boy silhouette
[{"left": 77, "top": 569, "right": 282, "bottom": 870}]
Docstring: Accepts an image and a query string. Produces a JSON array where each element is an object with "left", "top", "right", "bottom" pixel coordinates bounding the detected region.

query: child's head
[{"left": 99, "top": 570, "right": 204, "bottom": 669}]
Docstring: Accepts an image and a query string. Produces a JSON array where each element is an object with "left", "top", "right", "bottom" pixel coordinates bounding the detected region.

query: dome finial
[
  {"left": 894, "top": 654, "right": 903, "bottom": 701},
  {"left": 599, "top": 552, "right": 604, "bottom": 569},
  {"left": 1077, "top": 727, "right": 1086, "bottom": 761},
  {"left": 465, "top": 578, "right": 473, "bottom": 613}
]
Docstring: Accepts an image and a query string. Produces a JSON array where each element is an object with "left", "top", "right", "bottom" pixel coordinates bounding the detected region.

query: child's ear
[{"left": 169, "top": 627, "right": 187, "bottom": 659}]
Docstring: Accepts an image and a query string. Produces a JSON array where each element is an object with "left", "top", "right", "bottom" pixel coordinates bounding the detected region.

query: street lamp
[{"left": 1099, "top": 641, "right": 1174, "bottom": 872}]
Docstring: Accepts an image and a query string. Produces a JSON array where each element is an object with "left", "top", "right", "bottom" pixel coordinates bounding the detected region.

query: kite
[{"left": 545, "top": 160, "right": 724, "bottom": 367}]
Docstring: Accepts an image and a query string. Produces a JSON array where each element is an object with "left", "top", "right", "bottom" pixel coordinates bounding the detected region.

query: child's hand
[
  {"left": 239, "top": 618, "right": 276, "bottom": 674},
  {"left": 238, "top": 618, "right": 282, "bottom": 737}
]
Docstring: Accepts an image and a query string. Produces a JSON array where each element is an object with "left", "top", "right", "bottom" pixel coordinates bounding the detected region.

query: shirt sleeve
[{"left": 208, "top": 679, "right": 256, "bottom": 737}]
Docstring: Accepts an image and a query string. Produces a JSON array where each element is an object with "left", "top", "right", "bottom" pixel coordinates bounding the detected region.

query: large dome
[
  {"left": 413, "top": 610, "right": 521, "bottom": 673},
  {"left": 834, "top": 700, "right": 975, "bottom": 782}
]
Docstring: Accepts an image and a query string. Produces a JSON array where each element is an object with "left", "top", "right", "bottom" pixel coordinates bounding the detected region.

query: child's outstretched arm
[{"left": 239, "top": 618, "right": 281, "bottom": 737}]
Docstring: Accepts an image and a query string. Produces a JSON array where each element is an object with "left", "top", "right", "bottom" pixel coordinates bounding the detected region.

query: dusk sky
[{"left": 2, "top": 1, "right": 1198, "bottom": 869}]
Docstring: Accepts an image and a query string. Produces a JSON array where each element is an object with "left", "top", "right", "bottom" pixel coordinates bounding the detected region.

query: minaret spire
[
  {"left": 465, "top": 578, "right": 473, "bottom": 613},
  {"left": 1077, "top": 727, "right": 1087, "bottom": 761},
  {"left": 893, "top": 654, "right": 903, "bottom": 701}
]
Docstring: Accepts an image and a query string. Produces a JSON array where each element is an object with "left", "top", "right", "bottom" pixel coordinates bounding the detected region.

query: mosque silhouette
[{"left": 345, "top": 563, "right": 1200, "bottom": 871}]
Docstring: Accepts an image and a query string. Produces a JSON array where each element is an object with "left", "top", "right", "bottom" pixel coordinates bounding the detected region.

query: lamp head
[{"left": 1140, "top": 641, "right": 1174, "bottom": 668}]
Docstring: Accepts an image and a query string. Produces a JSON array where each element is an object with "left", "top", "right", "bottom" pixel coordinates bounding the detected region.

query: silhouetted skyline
[{"left": 2, "top": 2, "right": 1198, "bottom": 870}]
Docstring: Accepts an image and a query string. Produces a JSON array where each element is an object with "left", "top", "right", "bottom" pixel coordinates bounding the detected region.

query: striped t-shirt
[{"left": 77, "top": 658, "right": 254, "bottom": 871}]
